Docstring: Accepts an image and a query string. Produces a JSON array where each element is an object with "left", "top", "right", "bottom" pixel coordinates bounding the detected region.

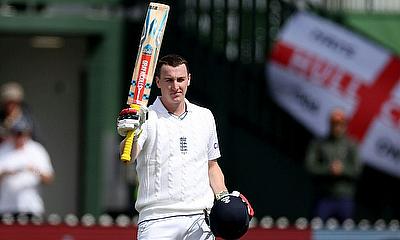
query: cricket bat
[{"left": 121, "top": 2, "right": 169, "bottom": 162}]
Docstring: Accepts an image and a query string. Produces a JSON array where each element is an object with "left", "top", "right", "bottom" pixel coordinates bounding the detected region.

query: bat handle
[
  {"left": 120, "top": 103, "right": 141, "bottom": 163},
  {"left": 121, "top": 130, "right": 135, "bottom": 163}
]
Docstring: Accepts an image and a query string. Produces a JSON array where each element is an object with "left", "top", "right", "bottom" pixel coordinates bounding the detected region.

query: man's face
[
  {"left": 156, "top": 64, "right": 190, "bottom": 105},
  {"left": 331, "top": 121, "right": 346, "bottom": 138},
  {"left": 3, "top": 100, "right": 20, "bottom": 114}
]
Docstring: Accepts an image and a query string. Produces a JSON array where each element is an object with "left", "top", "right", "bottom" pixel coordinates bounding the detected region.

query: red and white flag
[{"left": 267, "top": 11, "right": 400, "bottom": 177}]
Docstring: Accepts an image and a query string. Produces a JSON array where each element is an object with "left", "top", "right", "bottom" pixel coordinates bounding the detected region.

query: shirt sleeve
[
  {"left": 137, "top": 110, "right": 153, "bottom": 152},
  {"left": 33, "top": 143, "right": 54, "bottom": 175},
  {"left": 137, "top": 122, "right": 147, "bottom": 152},
  {"left": 207, "top": 110, "right": 221, "bottom": 160}
]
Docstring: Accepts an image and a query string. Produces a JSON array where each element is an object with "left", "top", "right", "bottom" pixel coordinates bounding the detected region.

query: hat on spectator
[{"left": 0, "top": 82, "right": 24, "bottom": 103}]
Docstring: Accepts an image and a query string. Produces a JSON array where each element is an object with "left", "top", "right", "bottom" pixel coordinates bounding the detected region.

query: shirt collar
[{"left": 153, "top": 96, "right": 192, "bottom": 114}]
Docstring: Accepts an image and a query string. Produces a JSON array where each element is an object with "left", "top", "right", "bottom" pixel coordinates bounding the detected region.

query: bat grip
[
  {"left": 120, "top": 104, "right": 141, "bottom": 162},
  {"left": 121, "top": 130, "right": 135, "bottom": 163}
]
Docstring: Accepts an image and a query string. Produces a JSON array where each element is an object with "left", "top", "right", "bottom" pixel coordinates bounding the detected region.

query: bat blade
[
  {"left": 127, "top": 2, "right": 169, "bottom": 107},
  {"left": 121, "top": 2, "right": 169, "bottom": 163}
]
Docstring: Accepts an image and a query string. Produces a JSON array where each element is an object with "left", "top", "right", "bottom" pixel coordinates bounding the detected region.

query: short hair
[
  {"left": 330, "top": 107, "right": 346, "bottom": 124},
  {"left": 155, "top": 54, "right": 189, "bottom": 77}
]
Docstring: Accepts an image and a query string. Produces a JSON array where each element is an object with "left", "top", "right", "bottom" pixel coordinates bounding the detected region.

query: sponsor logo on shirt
[{"left": 214, "top": 143, "right": 219, "bottom": 149}]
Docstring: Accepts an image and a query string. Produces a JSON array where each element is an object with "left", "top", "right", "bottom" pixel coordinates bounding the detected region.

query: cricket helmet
[{"left": 209, "top": 191, "right": 252, "bottom": 239}]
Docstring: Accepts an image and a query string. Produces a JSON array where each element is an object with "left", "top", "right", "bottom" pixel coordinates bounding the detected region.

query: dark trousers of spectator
[{"left": 314, "top": 197, "right": 354, "bottom": 222}]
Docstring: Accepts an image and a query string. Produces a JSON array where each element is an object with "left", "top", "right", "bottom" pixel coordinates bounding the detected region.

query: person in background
[
  {"left": 305, "top": 108, "right": 361, "bottom": 222},
  {"left": 0, "top": 117, "right": 54, "bottom": 217},
  {"left": 0, "top": 82, "right": 35, "bottom": 143}
]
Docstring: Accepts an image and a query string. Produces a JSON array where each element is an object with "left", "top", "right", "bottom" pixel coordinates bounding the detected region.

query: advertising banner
[{"left": 267, "top": 12, "right": 400, "bottom": 177}]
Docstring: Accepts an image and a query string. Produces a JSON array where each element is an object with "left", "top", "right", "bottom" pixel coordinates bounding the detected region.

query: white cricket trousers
[{"left": 137, "top": 214, "right": 215, "bottom": 240}]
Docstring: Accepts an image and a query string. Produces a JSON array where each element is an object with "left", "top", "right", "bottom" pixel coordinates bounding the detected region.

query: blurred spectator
[
  {"left": 305, "top": 108, "right": 361, "bottom": 222},
  {"left": 0, "top": 82, "right": 35, "bottom": 143},
  {"left": 0, "top": 117, "right": 54, "bottom": 217}
]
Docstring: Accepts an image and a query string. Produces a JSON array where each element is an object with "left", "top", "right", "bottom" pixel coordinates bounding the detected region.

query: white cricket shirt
[
  {"left": 135, "top": 97, "right": 221, "bottom": 223},
  {"left": 0, "top": 139, "right": 54, "bottom": 215}
]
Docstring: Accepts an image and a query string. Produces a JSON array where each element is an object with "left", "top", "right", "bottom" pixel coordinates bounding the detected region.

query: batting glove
[{"left": 117, "top": 106, "right": 148, "bottom": 137}]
